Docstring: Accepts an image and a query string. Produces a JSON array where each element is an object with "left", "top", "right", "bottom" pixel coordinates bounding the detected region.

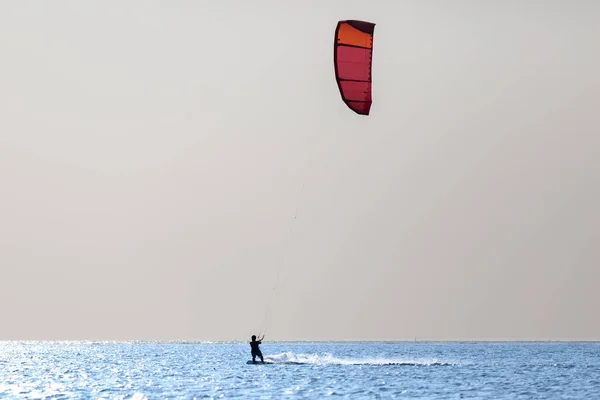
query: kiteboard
[{"left": 246, "top": 360, "right": 274, "bottom": 365}]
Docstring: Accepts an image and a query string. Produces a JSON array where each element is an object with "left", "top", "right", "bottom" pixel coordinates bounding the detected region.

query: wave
[{"left": 261, "top": 352, "right": 455, "bottom": 366}]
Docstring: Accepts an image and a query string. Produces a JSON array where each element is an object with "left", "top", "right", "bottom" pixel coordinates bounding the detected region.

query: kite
[{"left": 333, "top": 20, "right": 376, "bottom": 115}]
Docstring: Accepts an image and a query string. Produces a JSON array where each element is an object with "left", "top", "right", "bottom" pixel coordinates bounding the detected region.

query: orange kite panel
[{"left": 337, "top": 22, "right": 374, "bottom": 49}]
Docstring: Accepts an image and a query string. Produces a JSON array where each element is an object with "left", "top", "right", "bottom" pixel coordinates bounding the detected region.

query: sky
[{"left": 1, "top": 0, "right": 599, "bottom": 342}]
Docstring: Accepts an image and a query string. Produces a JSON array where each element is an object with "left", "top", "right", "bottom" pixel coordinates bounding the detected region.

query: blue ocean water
[{"left": 0, "top": 341, "right": 598, "bottom": 399}]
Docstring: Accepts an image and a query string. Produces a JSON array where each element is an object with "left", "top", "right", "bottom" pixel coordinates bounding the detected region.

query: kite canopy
[{"left": 333, "top": 20, "right": 375, "bottom": 115}]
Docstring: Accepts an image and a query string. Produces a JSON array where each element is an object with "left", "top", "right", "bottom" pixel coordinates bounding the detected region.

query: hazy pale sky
[{"left": 1, "top": 1, "right": 599, "bottom": 341}]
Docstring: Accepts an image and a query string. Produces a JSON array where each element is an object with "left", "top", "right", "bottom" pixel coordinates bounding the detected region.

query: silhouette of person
[{"left": 250, "top": 334, "right": 264, "bottom": 363}]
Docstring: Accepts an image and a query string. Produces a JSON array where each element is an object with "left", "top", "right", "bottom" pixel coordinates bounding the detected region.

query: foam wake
[{"left": 262, "top": 352, "right": 454, "bottom": 366}]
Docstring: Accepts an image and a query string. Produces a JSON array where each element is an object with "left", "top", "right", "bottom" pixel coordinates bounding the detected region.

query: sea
[{"left": 0, "top": 341, "right": 598, "bottom": 399}]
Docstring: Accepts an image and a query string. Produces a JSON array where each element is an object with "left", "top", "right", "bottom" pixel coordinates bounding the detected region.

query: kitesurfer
[{"left": 250, "top": 335, "right": 264, "bottom": 363}]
